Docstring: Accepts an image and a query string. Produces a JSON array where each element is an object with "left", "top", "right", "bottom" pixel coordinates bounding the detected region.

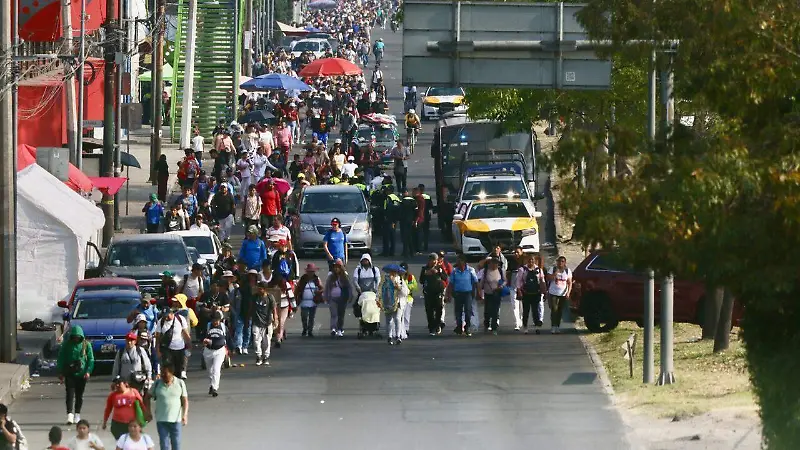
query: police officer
[
  {"left": 399, "top": 190, "right": 418, "bottom": 258},
  {"left": 371, "top": 185, "right": 387, "bottom": 230},
  {"left": 418, "top": 184, "right": 434, "bottom": 251},
  {"left": 381, "top": 187, "right": 401, "bottom": 257}
]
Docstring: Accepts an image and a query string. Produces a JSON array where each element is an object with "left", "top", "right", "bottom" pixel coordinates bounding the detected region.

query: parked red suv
[{"left": 570, "top": 252, "right": 741, "bottom": 332}]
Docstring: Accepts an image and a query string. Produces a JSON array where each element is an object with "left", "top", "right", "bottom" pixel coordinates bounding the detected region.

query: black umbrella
[
  {"left": 120, "top": 152, "right": 141, "bottom": 169},
  {"left": 238, "top": 109, "right": 275, "bottom": 124}
]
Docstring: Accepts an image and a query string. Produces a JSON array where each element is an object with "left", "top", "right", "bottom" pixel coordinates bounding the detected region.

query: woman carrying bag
[
  {"left": 294, "top": 263, "right": 323, "bottom": 337},
  {"left": 324, "top": 260, "right": 352, "bottom": 338},
  {"left": 102, "top": 377, "right": 149, "bottom": 440}
]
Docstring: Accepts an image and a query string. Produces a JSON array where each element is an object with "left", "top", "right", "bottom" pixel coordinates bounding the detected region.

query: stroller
[{"left": 355, "top": 291, "right": 382, "bottom": 339}]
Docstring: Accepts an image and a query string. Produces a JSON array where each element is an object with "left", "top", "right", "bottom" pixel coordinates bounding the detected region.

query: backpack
[
  {"left": 185, "top": 159, "right": 198, "bottom": 178},
  {"left": 277, "top": 257, "right": 292, "bottom": 280},
  {"left": 523, "top": 266, "right": 542, "bottom": 295}
]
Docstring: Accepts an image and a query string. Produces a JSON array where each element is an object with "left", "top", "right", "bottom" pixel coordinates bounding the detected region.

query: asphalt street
[{"left": 9, "top": 26, "right": 629, "bottom": 450}]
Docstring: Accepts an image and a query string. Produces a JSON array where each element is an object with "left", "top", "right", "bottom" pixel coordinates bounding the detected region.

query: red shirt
[
  {"left": 104, "top": 389, "right": 144, "bottom": 424},
  {"left": 260, "top": 188, "right": 282, "bottom": 216},
  {"left": 415, "top": 195, "right": 425, "bottom": 225}
]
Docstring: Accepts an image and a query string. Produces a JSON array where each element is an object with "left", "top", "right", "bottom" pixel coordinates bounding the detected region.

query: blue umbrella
[
  {"left": 239, "top": 73, "right": 313, "bottom": 92},
  {"left": 382, "top": 264, "right": 406, "bottom": 274}
]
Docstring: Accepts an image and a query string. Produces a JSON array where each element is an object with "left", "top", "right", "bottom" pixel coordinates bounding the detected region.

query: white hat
[
  {"left": 347, "top": 155, "right": 355, "bottom": 161},
  {"left": 335, "top": 138, "right": 342, "bottom": 144},
  {"left": 268, "top": 235, "right": 281, "bottom": 242}
]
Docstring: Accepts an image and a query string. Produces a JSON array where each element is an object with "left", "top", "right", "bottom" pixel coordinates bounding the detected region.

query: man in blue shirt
[
  {"left": 445, "top": 253, "right": 478, "bottom": 336},
  {"left": 239, "top": 225, "right": 267, "bottom": 270},
  {"left": 322, "top": 217, "right": 348, "bottom": 270}
]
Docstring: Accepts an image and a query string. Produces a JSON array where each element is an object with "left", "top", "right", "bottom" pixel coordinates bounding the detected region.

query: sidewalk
[{"left": 117, "top": 126, "right": 181, "bottom": 233}]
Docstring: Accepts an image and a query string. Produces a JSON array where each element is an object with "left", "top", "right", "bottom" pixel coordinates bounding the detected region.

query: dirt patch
[{"left": 582, "top": 321, "right": 762, "bottom": 449}]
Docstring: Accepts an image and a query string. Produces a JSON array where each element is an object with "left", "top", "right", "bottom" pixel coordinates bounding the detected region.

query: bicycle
[{"left": 406, "top": 127, "right": 419, "bottom": 154}]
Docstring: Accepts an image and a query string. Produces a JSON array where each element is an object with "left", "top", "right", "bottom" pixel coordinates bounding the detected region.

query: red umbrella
[
  {"left": 298, "top": 58, "right": 363, "bottom": 77},
  {"left": 256, "top": 177, "right": 292, "bottom": 196}
]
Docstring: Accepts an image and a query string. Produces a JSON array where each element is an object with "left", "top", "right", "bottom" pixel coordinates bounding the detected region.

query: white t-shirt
[
  {"left": 300, "top": 280, "right": 319, "bottom": 308},
  {"left": 181, "top": 275, "right": 203, "bottom": 298},
  {"left": 189, "top": 223, "right": 210, "bottom": 232},
  {"left": 266, "top": 225, "right": 291, "bottom": 243},
  {"left": 191, "top": 135, "right": 204, "bottom": 154},
  {"left": 341, "top": 162, "right": 358, "bottom": 178},
  {"left": 548, "top": 267, "right": 572, "bottom": 296},
  {"left": 116, "top": 433, "right": 155, "bottom": 450},
  {"left": 252, "top": 153, "right": 269, "bottom": 180},
  {"left": 67, "top": 433, "right": 105, "bottom": 450},
  {"left": 237, "top": 158, "right": 252, "bottom": 178},
  {"left": 156, "top": 315, "right": 189, "bottom": 351},
  {"left": 259, "top": 130, "right": 274, "bottom": 147}
]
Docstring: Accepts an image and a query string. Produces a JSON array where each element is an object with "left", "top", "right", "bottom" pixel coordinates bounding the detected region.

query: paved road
[{"left": 9, "top": 26, "right": 629, "bottom": 450}]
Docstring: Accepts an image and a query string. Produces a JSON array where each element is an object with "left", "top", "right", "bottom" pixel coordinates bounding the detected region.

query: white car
[
  {"left": 452, "top": 200, "right": 542, "bottom": 257},
  {"left": 421, "top": 86, "right": 466, "bottom": 121},
  {"left": 453, "top": 170, "right": 537, "bottom": 220},
  {"left": 291, "top": 38, "right": 332, "bottom": 59},
  {"left": 167, "top": 229, "right": 223, "bottom": 265}
]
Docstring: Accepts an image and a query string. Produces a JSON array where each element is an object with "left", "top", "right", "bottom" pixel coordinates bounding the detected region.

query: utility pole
[
  {"left": 63, "top": 0, "right": 78, "bottom": 161},
  {"left": 642, "top": 46, "right": 657, "bottom": 384},
  {"left": 179, "top": 0, "right": 199, "bottom": 149},
  {"left": 0, "top": 0, "right": 17, "bottom": 363},
  {"left": 643, "top": 269, "right": 655, "bottom": 384},
  {"left": 102, "top": 0, "right": 118, "bottom": 246},
  {"left": 657, "top": 54, "right": 676, "bottom": 386},
  {"left": 232, "top": 0, "right": 240, "bottom": 122},
  {"left": 150, "top": 0, "right": 165, "bottom": 185},
  {"left": 657, "top": 275, "right": 676, "bottom": 385},
  {"left": 75, "top": 0, "right": 87, "bottom": 169},
  {"left": 114, "top": 0, "right": 128, "bottom": 231}
]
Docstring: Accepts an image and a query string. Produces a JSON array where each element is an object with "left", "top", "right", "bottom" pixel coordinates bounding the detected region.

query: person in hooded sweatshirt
[
  {"left": 351, "top": 253, "right": 380, "bottom": 322},
  {"left": 56, "top": 325, "right": 95, "bottom": 425}
]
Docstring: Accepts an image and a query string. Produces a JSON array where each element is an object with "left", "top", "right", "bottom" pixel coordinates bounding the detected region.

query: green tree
[{"left": 466, "top": 0, "right": 800, "bottom": 446}]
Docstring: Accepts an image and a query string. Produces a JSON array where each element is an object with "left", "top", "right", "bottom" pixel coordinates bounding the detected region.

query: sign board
[
  {"left": 84, "top": 120, "right": 104, "bottom": 127},
  {"left": 36, "top": 147, "right": 69, "bottom": 182},
  {"left": 121, "top": 103, "right": 144, "bottom": 130},
  {"left": 402, "top": 0, "right": 611, "bottom": 89}
]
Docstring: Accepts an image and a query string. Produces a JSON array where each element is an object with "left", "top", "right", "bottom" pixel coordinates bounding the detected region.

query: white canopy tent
[{"left": 16, "top": 165, "right": 105, "bottom": 322}]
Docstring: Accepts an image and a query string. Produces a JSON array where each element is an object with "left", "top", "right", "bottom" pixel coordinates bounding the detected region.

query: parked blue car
[{"left": 63, "top": 290, "right": 142, "bottom": 365}]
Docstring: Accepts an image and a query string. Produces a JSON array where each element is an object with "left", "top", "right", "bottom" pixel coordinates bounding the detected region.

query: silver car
[{"left": 295, "top": 185, "right": 372, "bottom": 255}]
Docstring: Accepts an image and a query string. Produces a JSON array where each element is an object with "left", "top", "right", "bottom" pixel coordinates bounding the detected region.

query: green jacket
[{"left": 56, "top": 325, "right": 95, "bottom": 377}]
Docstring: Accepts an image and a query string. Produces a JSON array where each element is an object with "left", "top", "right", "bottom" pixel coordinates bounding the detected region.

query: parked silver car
[{"left": 294, "top": 185, "right": 372, "bottom": 255}]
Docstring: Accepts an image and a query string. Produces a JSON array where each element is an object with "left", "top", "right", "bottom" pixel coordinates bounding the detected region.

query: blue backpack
[{"left": 278, "top": 257, "right": 291, "bottom": 280}]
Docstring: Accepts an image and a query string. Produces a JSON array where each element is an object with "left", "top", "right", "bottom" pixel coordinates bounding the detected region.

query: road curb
[{"left": 0, "top": 363, "right": 29, "bottom": 407}]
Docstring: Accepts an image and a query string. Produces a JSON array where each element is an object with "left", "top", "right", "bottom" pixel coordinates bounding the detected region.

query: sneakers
[
  {"left": 262, "top": 358, "right": 270, "bottom": 366},
  {"left": 551, "top": 327, "right": 558, "bottom": 334},
  {"left": 256, "top": 357, "right": 263, "bottom": 366},
  {"left": 395, "top": 338, "right": 402, "bottom": 345},
  {"left": 514, "top": 326, "right": 521, "bottom": 331},
  {"left": 464, "top": 330, "right": 472, "bottom": 337},
  {"left": 66, "top": 413, "right": 74, "bottom": 425},
  {"left": 209, "top": 386, "right": 213, "bottom": 395},
  {"left": 74, "top": 413, "right": 81, "bottom": 423},
  {"left": 535, "top": 327, "right": 541, "bottom": 335},
  {"left": 301, "top": 330, "right": 307, "bottom": 337},
  {"left": 180, "top": 371, "right": 187, "bottom": 379},
  {"left": 308, "top": 331, "right": 315, "bottom": 338},
  {"left": 388, "top": 338, "right": 394, "bottom": 345},
  {"left": 554, "top": 327, "right": 561, "bottom": 334},
  {"left": 523, "top": 327, "right": 529, "bottom": 334},
  {"left": 236, "top": 347, "right": 242, "bottom": 355},
  {"left": 211, "top": 389, "right": 218, "bottom": 398},
  {"left": 336, "top": 330, "right": 344, "bottom": 337},
  {"left": 429, "top": 332, "right": 436, "bottom": 336},
  {"left": 331, "top": 330, "right": 337, "bottom": 337},
  {"left": 242, "top": 348, "right": 249, "bottom": 355},
  {"left": 275, "top": 340, "right": 281, "bottom": 349}
]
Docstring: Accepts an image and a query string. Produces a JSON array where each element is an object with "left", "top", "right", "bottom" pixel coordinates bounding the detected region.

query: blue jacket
[
  {"left": 135, "top": 303, "right": 158, "bottom": 334},
  {"left": 239, "top": 238, "right": 267, "bottom": 270}
]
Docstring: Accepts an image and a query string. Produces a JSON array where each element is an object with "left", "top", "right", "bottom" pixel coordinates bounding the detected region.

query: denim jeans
[
  {"left": 233, "top": 312, "right": 251, "bottom": 349},
  {"left": 453, "top": 291, "right": 474, "bottom": 331},
  {"left": 484, "top": 292, "right": 501, "bottom": 330},
  {"left": 157, "top": 421, "right": 182, "bottom": 450},
  {"left": 301, "top": 306, "right": 317, "bottom": 333}
]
